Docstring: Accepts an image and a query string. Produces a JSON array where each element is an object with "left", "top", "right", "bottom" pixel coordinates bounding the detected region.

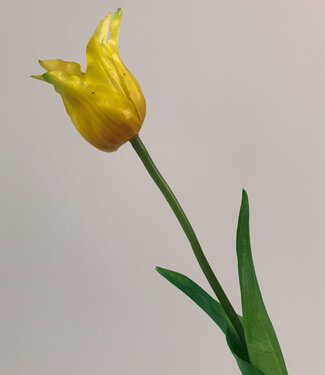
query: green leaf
[
  {"left": 236, "top": 190, "right": 288, "bottom": 375},
  {"left": 156, "top": 267, "right": 265, "bottom": 375}
]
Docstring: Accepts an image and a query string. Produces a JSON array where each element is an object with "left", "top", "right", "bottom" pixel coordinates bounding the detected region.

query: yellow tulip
[{"left": 32, "top": 9, "right": 146, "bottom": 152}]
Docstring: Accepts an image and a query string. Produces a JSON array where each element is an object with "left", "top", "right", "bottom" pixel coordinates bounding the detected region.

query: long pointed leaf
[
  {"left": 236, "top": 190, "right": 288, "bottom": 375},
  {"left": 156, "top": 267, "right": 265, "bottom": 375}
]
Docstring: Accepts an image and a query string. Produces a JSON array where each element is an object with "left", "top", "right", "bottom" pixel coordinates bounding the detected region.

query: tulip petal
[
  {"left": 42, "top": 70, "right": 82, "bottom": 95},
  {"left": 39, "top": 59, "right": 84, "bottom": 77},
  {"left": 62, "top": 87, "right": 140, "bottom": 152},
  {"left": 93, "top": 13, "right": 111, "bottom": 44},
  {"left": 105, "top": 52, "right": 146, "bottom": 123},
  {"left": 31, "top": 74, "right": 46, "bottom": 81},
  {"left": 86, "top": 35, "right": 123, "bottom": 92},
  {"left": 107, "top": 8, "right": 122, "bottom": 51}
]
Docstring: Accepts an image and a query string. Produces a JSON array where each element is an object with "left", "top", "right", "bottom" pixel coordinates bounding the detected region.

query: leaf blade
[
  {"left": 236, "top": 190, "right": 288, "bottom": 375},
  {"left": 156, "top": 267, "right": 265, "bottom": 375}
]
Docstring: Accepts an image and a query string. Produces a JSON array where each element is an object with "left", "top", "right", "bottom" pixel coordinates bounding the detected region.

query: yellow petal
[
  {"left": 105, "top": 8, "right": 146, "bottom": 122},
  {"left": 107, "top": 8, "right": 122, "bottom": 51},
  {"left": 86, "top": 35, "right": 123, "bottom": 92},
  {"left": 39, "top": 59, "right": 84, "bottom": 76},
  {"left": 62, "top": 86, "right": 141, "bottom": 152},
  {"left": 42, "top": 71, "right": 82, "bottom": 95},
  {"left": 106, "top": 53, "right": 146, "bottom": 124},
  {"left": 31, "top": 74, "right": 45, "bottom": 81},
  {"left": 93, "top": 13, "right": 111, "bottom": 44}
]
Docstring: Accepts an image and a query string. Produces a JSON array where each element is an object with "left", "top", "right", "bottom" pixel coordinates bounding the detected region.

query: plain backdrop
[{"left": 1, "top": 0, "right": 325, "bottom": 374}]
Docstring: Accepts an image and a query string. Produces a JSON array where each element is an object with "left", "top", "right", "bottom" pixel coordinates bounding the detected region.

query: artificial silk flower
[{"left": 32, "top": 9, "right": 146, "bottom": 152}]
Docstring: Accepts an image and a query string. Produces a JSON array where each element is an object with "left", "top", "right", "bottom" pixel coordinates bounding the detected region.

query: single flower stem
[{"left": 130, "top": 134, "right": 247, "bottom": 350}]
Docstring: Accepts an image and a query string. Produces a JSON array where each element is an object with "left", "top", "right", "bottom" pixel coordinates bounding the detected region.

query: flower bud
[{"left": 32, "top": 9, "right": 146, "bottom": 152}]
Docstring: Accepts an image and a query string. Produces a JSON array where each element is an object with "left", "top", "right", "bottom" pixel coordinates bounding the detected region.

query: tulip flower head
[{"left": 32, "top": 9, "right": 146, "bottom": 152}]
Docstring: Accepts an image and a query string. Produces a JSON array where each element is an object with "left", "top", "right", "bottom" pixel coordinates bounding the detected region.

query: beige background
[{"left": 1, "top": 0, "right": 325, "bottom": 374}]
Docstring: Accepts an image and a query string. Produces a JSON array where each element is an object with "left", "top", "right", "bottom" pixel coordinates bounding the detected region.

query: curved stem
[{"left": 130, "top": 134, "right": 247, "bottom": 349}]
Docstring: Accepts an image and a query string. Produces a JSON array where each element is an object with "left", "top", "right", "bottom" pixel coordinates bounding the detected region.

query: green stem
[{"left": 130, "top": 134, "right": 247, "bottom": 349}]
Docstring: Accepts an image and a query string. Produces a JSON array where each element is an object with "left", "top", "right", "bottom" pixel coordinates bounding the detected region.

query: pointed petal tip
[
  {"left": 113, "top": 7, "right": 122, "bottom": 21},
  {"left": 94, "top": 12, "right": 112, "bottom": 43},
  {"left": 31, "top": 74, "right": 45, "bottom": 81},
  {"left": 103, "top": 12, "right": 112, "bottom": 22},
  {"left": 108, "top": 8, "right": 122, "bottom": 49},
  {"left": 39, "top": 59, "right": 54, "bottom": 70},
  {"left": 37, "top": 59, "right": 84, "bottom": 76},
  {"left": 38, "top": 59, "right": 46, "bottom": 68}
]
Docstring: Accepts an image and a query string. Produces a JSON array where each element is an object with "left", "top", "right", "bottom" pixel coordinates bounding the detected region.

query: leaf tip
[{"left": 240, "top": 189, "right": 249, "bottom": 210}]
